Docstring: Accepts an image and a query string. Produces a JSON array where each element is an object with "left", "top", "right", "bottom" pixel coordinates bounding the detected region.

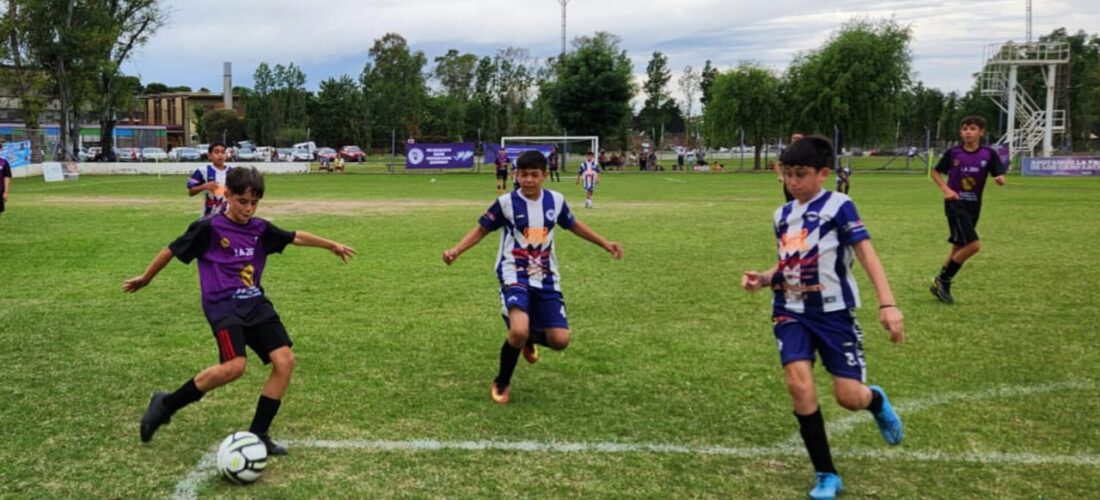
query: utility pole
[{"left": 1026, "top": 0, "right": 1033, "bottom": 43}]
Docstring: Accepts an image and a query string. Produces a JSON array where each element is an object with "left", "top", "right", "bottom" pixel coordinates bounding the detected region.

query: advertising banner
[
  {"left": 1021, "top": 157, "right": 1100, "bottom": 176},
  {"left": 405, "top": 143, "right": 475, "bottom": 169}
]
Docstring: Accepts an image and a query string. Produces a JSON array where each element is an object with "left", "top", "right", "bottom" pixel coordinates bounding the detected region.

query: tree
[
  {"left": 678, "top": 65, "right": 701, "bottom": 146},
  {"left": 144, "top": 81, "right": 169, "bottom": 93},
  {"left": 360, "top": 33, "right": 428, "bottom": 145},
  {"left": 0, "top": 0, "right": 50, "bottom": 161},
  {"left": 311, "top": 75, "right": 367, "bottom": 148},
  {"left": 638, "top": 51, "right": 672, "bottom": 146},
  {"left": 699, "top": 60, "right": 718, "bottom": 109},
  {"left": 704, "top": 63, "right": 783, "bottom": 169},
  {"left": 785, "top": 19, "right": 912, "bottom": 147},
  {"left": 201, "top": 109, "right": 244, "bottom": 144},
  {"left": 541, "top": 32, "right": 635, "bottom": 147}
]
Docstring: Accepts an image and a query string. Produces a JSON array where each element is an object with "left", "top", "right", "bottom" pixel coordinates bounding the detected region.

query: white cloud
[{"left": 126, "top": 0, "right": 1100, "bottom": 93}]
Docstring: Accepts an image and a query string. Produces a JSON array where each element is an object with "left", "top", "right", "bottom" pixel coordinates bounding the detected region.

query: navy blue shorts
[
  {"left": 500, "top": 285, "right": 569, "bottom": 331},
  {"left": 773, "top": 309, "right": 866, "bottom": 381}
]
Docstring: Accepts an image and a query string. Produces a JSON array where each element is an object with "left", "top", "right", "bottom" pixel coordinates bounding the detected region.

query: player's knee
[
  {"left": 221, "top": 357, "right": 247, "bottom": 381},
  {"left": 970, "top": 241, "right": 981, "bottom": 254},
  {"left": 507, "top": 328, "right": 529, "bottom": 346},
  {"left": 785, "top": 376, "right": 814, "bottom": 399},
  {"left": 271, "top": 349, "right": 295, "bottom": 374},
  {"left": 547, "top": 330, "right": 570, "bottom": 350}
]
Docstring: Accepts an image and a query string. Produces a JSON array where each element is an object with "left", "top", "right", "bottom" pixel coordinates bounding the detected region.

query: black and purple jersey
[
  {"left": 169, "top": 214, "right": 296, "bottom": 311},
  {"left": 934, "top": 146, "right": 1007, "bottom": 202},
  {"left": 495, "top": 153, "right": 510, "bottom": 174}
]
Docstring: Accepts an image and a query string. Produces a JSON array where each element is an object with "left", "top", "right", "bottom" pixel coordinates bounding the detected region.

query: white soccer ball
[
  {"left": 430, "top": 177, "right": 437, "bottom": 183},
  {"left": 216, "top": 431, "right": 268, "bottom": 484}
]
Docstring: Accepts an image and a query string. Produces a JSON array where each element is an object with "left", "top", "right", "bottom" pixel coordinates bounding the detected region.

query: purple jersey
[
  {"left": 169, "top": 214, "right": 296, "bottom": 310},
  {"left": 495, "top": 153, "right": 510, "bottom": 174},
  {"left": 934, "top": 146, "right": 1006, "bottom": 202}
]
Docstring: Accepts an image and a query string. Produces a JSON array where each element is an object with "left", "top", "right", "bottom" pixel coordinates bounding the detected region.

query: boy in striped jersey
[
  {"left": 187, "top": 143, "right": 232, "bottom": 218},
  {"left": 576, "top": 151, "right": 600, "bottom": 208},
  {"left": 443, "top": 150, "right": 623, "bottom": 404},
  {"left": 742, "top": 136, "right": 905, "bottom": 500}
]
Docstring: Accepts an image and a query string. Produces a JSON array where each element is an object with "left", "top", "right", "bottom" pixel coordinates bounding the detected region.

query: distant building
[{"left": 140, "top": 91, "right": 243, "bottom": 149}]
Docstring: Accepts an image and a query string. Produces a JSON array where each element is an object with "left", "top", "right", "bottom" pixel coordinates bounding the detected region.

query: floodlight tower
[
  {"left": 557, "top": 0, "right": 570, "bottom": 57},
  {"left": 1026, "top": 0, "right": 1032, "bottom": 43}
]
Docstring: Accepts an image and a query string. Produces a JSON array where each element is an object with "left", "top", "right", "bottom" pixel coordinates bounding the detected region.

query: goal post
[{"left": 501, "top": 136, "right": 599, "bottom": 172}]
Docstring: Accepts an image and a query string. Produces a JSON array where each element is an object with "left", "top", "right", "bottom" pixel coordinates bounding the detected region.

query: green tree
[
  {"left": 360, "top": 33, "right": 428, "bottom": 145},
  {"left": 704, "top": 63, "right": 783, "bottom": 169},
  {"left": 638, "top": 51, "right": 672, "bottom": 146},
  {"left": 0, "top": 0, "right": 50, "bottom": 161},
  {"left": 785, "top": 19, "right": 912, "bottom": 147},
  {"left": 678, "top": 65, "right": 701, "bottom": 146},
  {"left": 201, "top": 108, "right": 244, "bottom": 144},
  {"left": 432, "top": 49, "right": 478, "bottom": 140},
  {"left": 311, "top": 75, "right": 367, "bottom": 148},
  {"left": 541, "top": 31, "right": 635, "bottom": 147},
  {"left": 699, "top": 59, "right": 718, "bottom": 109}
]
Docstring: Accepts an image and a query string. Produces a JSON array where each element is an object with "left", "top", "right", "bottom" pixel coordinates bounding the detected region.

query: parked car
[
  {"left": 316, "top": 147, "right": 337, "bottom": 163},
  {"left": 276, "top": 148, "right": 294, "bottom": 161},
  {"left": 169, "top": 147, "right": 202, "bottom": 161},
  {"left": 293, "top": 141, "right": 317, "bottom": 158},
  {"left": 291, "top": 147, "right": 313, "bottom": 161},
  {"left": 235, "top": 147, "right": 259, "bottom": 161},
  {"left": 196, "top": 144, "right": 210, "bottom": 160},
  {"left": 142, "top": 147, "right": 168, "bottom": 161},
  {"left": 339, "top": 145, "right": 366, "bottom": 162},
  {"left": 117, "top": 147, "right": 139, "bottom": 162}
]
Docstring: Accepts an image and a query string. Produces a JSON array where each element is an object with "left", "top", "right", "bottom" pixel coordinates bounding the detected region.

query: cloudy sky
[{"left": 124, "top": 0, "right": 1098, "bottom": 103}]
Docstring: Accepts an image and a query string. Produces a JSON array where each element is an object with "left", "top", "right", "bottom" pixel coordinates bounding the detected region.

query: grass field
[{"left": 1, "top": 170, "right": 1098, "bottom": 498}]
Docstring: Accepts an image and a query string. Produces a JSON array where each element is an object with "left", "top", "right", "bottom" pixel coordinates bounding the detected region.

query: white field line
[
  {"left": 662, "top": 177, "right": 687, "bottom": 183},
  {"left": 172, "top": 380, "right": 1100, "bottom": 499}
]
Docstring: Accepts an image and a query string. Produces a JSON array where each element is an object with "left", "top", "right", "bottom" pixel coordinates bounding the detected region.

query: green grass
[{"left": 1, "top": 171, "right": 1098, "bottom": 498}]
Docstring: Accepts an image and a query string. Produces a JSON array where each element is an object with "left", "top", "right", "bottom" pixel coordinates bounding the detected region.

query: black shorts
[
  {"left": 945, "top": 200, "right": 981, "bottom": 245},
  {"left": 207, "top": 298, "right": 292, "bottom": 364},
  {"left": 496, "top": 170, "right": 508, "bottom": 180}
]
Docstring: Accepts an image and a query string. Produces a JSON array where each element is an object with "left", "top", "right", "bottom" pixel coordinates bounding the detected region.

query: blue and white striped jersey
[
  {"left": 579, "top": 161, "right": 599, "bottom": 190},
  {"left": 771, "top": 189, "right": 870, "bottom": 314},
  {"left": 479, "top": 189, "right": 577, "bottom": 291}
]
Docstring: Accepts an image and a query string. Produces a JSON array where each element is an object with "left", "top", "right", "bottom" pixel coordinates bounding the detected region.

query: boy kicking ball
[{"left": 742, "top": 136, "right": 905, "bottom": 500}]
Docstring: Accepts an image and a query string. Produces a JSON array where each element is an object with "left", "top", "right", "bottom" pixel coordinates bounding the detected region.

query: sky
[{"left": 124, "top": 0, "right": 1098, "bottom": 105}]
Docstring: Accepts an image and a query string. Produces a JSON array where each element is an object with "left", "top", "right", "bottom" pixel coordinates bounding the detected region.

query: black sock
[
  {"left": 248, "top": 395, "right": 282, "bottom": 437},
  {"left": 795, "top": 409, "right": 837, "bottom": 474},
  {"left": 495, "top": 341, "right": 521, "bottom": 388},
  {"left": 867, "top": 388, "right": 884, "bottom": 414},
  {"left": 163, "top": 379, "right": 204, "bottom": 413},
  {"left": 939, "top": 260, "right": 963, "bottom": 281},
  {"left": 529, "top": 330, "right": 549, "bottom": 347}
]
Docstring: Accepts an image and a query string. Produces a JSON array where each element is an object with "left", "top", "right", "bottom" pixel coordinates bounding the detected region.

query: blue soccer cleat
[
  {"left": 809, "top": 472, "right": 844, "bottom": 500},
  {"left": 870, "top": 385, "right": 903, "bottom": 446}
]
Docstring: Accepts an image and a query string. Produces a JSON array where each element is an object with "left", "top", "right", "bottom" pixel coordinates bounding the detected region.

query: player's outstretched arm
[
  {"left": 187, "top": 182, "right": 214, "bottom": 197},
  {"left": 122, "top": 247, "right": 174, "bottom": 293},
  {"left": 443, "top": 226, "right": 491, "bottom": 265},
  {"left": 853, "top": 240, "right": 905, "bottom": 343},
  {"left": 568, "top": 220, "right": 623, "bottom": 259},
  {"left": 293, "top": 231, "right": 357, "bottom": 263},
  {"left": 742, "top": 265, "right": 779, "bottom": 293}
]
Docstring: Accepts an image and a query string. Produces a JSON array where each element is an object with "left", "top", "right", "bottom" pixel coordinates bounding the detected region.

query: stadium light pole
[{"left": 557, "top": 0, "right": 570, "bottom": 57}]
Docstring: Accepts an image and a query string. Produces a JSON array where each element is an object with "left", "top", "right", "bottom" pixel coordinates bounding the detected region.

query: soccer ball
[{"left": 216, "top": 431, "right": 268, "bottom": 484}]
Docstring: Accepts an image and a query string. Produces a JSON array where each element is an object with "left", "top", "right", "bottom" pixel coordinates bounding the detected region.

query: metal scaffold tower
[{"left": 979, "top": 41, "right": 1070, "bottom": 158}]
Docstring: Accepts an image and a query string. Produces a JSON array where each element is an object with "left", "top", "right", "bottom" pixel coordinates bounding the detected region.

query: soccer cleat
[
  {"left": 140, "top": 392, "right": 172, "bottom": 443},
  {"left": 809, "top": 472, "right": 844, "bottom": 500},
  {"left": 930, "top": 276, "right": 954, "bottom": 304},
  {"left": 522, "top": 343, "right": 539, "bottom": 364},
  {"left": 258, "top": 434, "right": 288, "bottom": 456},
  {"left": 490, "top": 381, "right": 511, "bottom": 404},
  {"left": 869, "top": 385, "right": 904, "bottom": 446}
]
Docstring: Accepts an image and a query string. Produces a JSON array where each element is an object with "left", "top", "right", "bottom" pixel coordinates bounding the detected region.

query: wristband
[{"left": 879, "top": 304, "right": 896, "bottom": 309}]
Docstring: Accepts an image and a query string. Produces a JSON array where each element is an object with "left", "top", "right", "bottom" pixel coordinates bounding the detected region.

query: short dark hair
[
  {"left": 516, "top": 150, "right": 548, "bottom": 171},
  {"left": 209, "top": 142, "right": 227, "bottom": 154},
  {"left": 959, "top": 115, "right": 987, "bottom": 129},
  {"left": 780, "top": 135, "right": 834, "bottom": 170},
  {"left": 585, "top": 151, "right": 594, "bottom": 156},
  {"left": 226, "top": 166, "right": 265, "bottom": 198}
]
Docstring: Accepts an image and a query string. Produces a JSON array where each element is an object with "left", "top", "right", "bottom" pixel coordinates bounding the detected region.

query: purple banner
[
  {"left": 484, "top": 144, "right": 555, "bottom": 165},
  {"left": 406, "top": 143, "right": 475, "bottom": 169},
  {"left": 1022, "top": 156, "right": 1100, "bottom": 176}
]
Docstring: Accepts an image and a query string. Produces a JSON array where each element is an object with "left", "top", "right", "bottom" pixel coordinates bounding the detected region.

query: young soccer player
[
  {"left": 835, "top": 162, "right": 851, "bottom": 194},
  {"left": 187, "top": 143, "right": 232, "bottom": 218},
  {"left": 0, "top": 155, "right": 11, "bottom": 220},
  {"left": 123, "top": 166, "right": 356, "bottom": 454},
  {"left": 929, "top": 116, "right": 1007, "bottom": 304},
  {"left": 495, "top": 148, "right": 510, "bottom": 193},
  {"left": 442, "top": 150, "right": 622, "bottom": 404},
  {"left": 742, "top": 136, "right": 905, "bottom": 500},
  {"left": 548, "top": 147, "right": 561, "bottom": 182},
  {"left": 576, "top": 151, "right": 600, "bottom": 208}
]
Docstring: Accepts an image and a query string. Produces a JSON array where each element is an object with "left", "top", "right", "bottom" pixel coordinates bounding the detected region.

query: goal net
[{"left": 500, "top": 136, "right": 599, "bottom": 172}]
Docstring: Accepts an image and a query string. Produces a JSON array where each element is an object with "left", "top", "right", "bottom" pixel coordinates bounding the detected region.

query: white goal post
[{"left": 501, "top": 136, "right": 599, "bottom": 171}]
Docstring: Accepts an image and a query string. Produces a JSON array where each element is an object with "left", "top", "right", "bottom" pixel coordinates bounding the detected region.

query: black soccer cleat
[
  {"left": 930, "top": 277, "right": 954, "bottom": 305},
  {"left": 259, "top": 434, "right": 288, "bottom": 456},
  {"left": 140, "top": 392, "right": 172, "bottom": 443}
]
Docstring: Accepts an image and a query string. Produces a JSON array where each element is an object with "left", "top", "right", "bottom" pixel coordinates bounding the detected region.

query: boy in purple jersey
[
  {"left": 742, "top": 136, "right": 905, "bottom": 500},
  {"left": 494, "top": 148, "right": 510, "bottom": 193},
  {"left": 187, "top": 143, "right": 232, "bottom": 218},
  {"left": 929, "top": 116, "right": 1007, "bottom": 304},
  {"left": 442, "top": 150, "right": 622, "bottom": 404},
  {"left": 123, "top": 167, "right": 355, "bottom": 454}
]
